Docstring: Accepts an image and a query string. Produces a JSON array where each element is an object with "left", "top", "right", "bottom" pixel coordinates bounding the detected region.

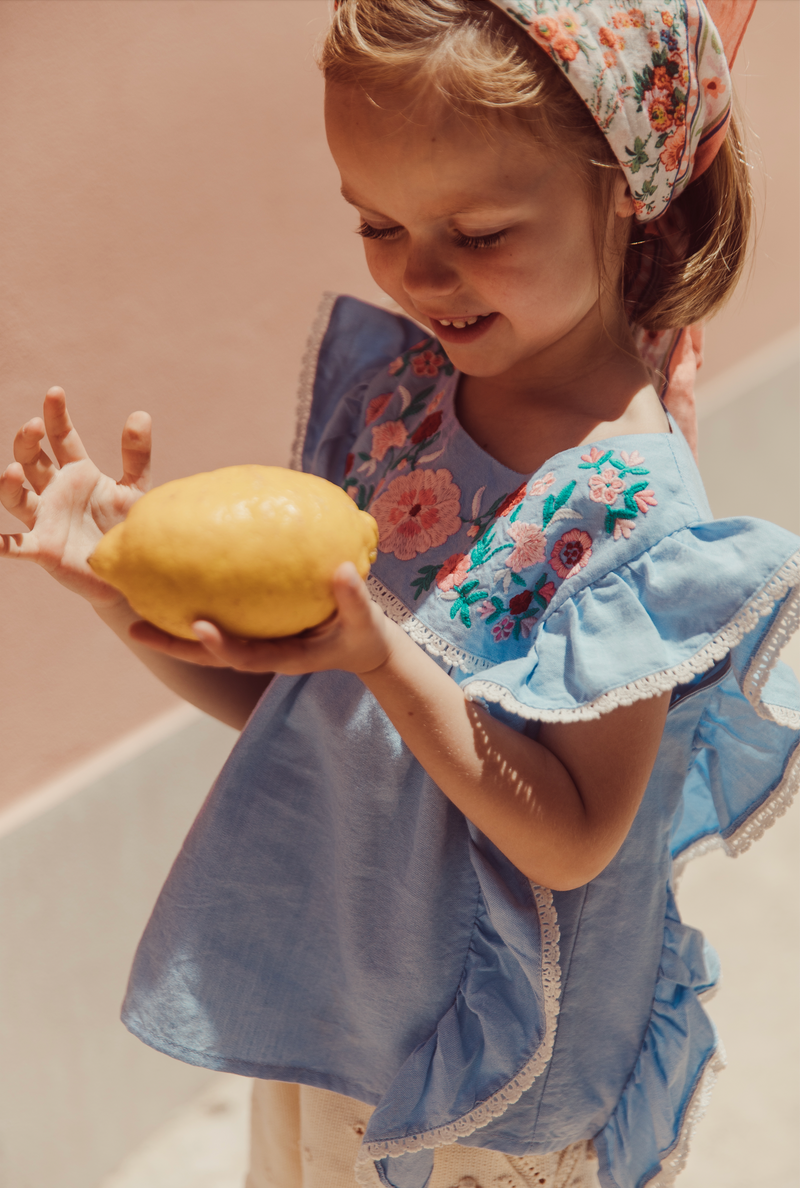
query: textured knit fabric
[
  {"left": 247, "top": 1081, "right": 601, "bottom": 1188},
  {"left": 123, "top": 296, "right": 800, "bottom": 1188}
]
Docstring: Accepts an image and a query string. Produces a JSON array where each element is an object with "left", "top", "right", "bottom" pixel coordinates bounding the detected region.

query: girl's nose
[{"left": 402, "top": 242, "right": 460, "bottom": 304}]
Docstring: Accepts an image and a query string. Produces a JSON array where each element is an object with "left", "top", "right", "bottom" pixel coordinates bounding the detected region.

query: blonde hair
[{"left": 320, "top": 0, "right": 752, "bottom": 331}]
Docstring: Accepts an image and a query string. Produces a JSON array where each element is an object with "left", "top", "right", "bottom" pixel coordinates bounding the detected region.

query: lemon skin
[{"left": 88, "top": 465, "right": 379, "bottom": 639}]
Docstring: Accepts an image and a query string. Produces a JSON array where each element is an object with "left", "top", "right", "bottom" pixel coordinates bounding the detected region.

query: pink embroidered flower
[
  {"left": 410, "top": 410, "right": 443, "bottom": 445},
  {"left": 613, "top": 519, "right": 636, "bottom": 541},
  {"left": 478, "top": 600, "right": 496, "bottom": 619},
  {"left": 412, "top": 350, "right": 445, "bottom": 377},
  {"left": 634, "top": 488, "right": 658, "bottom": 514},
  {"left": 603, "top": 49, "right": 617, "bottom": 68},
  {"left": 553, "top": 36, "right": 579, "bottom": 62},
  {"left": 372, "top": 468, "right": 462, "bottom": 561},
  {"left": 366, "top": 393, "right": 392, "bottom": 425},
  {"left": 520, "top": 617, "right": 537, "bottom": 639},
  {"left": 539, "top": 580, "right": 556, "bottom": 605},
  {"left": 599, "top": 26, "right": 618, "bottom": 48},
  {"left": 388, "top": 358, "right": 404, "bottom": 376},
  {"left": 529, "top": 472, "right": 555, "bottom": 497},
  {"left": 371, "top": 420, "right": 408, "bottom": 461},
  {"left": 580, "top": 446, "right": 604, "bottom": 465},
  {"left": 588, "top": 468, "right": 625, "bottom": 505},
  {"left": 648, "top": 31, "right": 660, "bottom": 47},
  {"left": 659, "top": 125, "right": 686, "bottom": 172},
  {"left": 550, "top": 530, "right": 593, "bottom": 580},
  {"left": 491, "top": 617, "right": 514, "bottom": 642},
  {"left": 466, "top": 524, "right": 481, "bottom": 539},
  {"left": 629, "top": 8, "right": 645, "bottom": 25},
  {"left": 496, "top": 482, "right": 528, "bottom": 518},
  {"left": 506, "top": 522, "right": 547, "bottom": 573},
  {"left": 396, "top": 458, "right": 409, "bottom": 471},
  {"left": 436, "top": 552, "right": 471, "bottom": 592},
  {"left": 620, "top": 450, "right": 646, "bottom": 466}
]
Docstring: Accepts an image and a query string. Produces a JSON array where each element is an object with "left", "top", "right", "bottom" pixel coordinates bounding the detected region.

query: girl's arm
[
  {"left": 0, "top": 390, "right": 270, "bottom": 730},
  {"left": 133, "top": 564, "right": 670, "bottom": 890}
]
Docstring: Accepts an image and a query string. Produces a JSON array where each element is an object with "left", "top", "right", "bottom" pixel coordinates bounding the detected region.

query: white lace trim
[
  {"left": 644, "top": 1042, "right": 727, "bottom": 1188},
  {"left": 723, "top": 737, "right": 800, "bottom": 856},
  {"left": 367, "top": 575, "right": 494, "bottom": 672},
  {"left": 761, "top": 702, "right": 800, "bottom": 729},
  {"left": 743, "top": 576, "right": 800, "bottom": 714},
  {"left": 671, "top": 834, "right": 724, "bottom": 886},
  {"left": 288, "top": 291, "right": 338, "bottom": 471},
  {"left": 353, "top": 885, "right": 561, "bottom": 1185},
  {"left": 463, "top": 549, "right": 800, "bottom": 723}
]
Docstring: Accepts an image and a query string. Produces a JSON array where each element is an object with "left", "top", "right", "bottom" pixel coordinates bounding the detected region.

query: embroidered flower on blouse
[
  {"left": 372, "top": 468, "right": 462, "bottom": 561},
  {"left": 366, "top": 393, "right": 393, "bottom": 425},
  {"left": 529, "top": 472, "right": 556, "bottom": 497},
  {"left": 509, "top": 589, "right": 533, "bottom": 616},
  {"left": 550, "top": 529, "right": 593, "bottom": 579},
  {"left": 412, "top": 350, "right": 445, "bottom": 377},
  {"left": 491, "top": 616, "right": 515, "bottom": 642},
  {"left": 410, "top": 410, "right": 443, "bottom": 445},
  {"left": 588, "top": 468, "right": 625, "bottom": 505},
  {"left": 613, "top": 518, "right": 636, "bottom": 541},
  {"left": 371, "top": 420, "right": 408, "bottom": 462},
  {"left": 495, "top": 482, "right": 528, "bottom": 518},
  {"left": 633, "top": 487, "right": 658, "bottom": 514},
  {"left": 387, "top": 358, "right": 404, "bottom": 376},
  {"left": 436, "top": 552, "right": 471, "bottom": 592},
  {"left": 506, "top": 521, "right": 547, "bottom": 573}
]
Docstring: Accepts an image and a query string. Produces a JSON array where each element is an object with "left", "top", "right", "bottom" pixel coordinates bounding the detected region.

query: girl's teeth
[{"left": 438, "top": 316, "right": 481, "bottom": 328}]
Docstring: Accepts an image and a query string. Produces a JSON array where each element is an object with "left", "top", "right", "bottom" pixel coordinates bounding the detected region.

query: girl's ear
[{"left": 614, "top": 172, "right": 636, "bottom": 219}]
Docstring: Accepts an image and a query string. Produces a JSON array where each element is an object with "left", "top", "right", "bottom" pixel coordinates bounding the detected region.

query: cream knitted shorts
[{"left": 246, "top": 1080, "right": 601, "bottom": 1188}]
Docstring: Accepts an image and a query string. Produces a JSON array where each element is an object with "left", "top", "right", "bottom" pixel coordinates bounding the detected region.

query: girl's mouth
[{"left": 429, "top": 312, "right": 498, "bottom": 345}]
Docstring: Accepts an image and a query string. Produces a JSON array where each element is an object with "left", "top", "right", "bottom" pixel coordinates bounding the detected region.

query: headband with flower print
[{"left": 485, "top": 0, "right": 745, "bottom": 222}]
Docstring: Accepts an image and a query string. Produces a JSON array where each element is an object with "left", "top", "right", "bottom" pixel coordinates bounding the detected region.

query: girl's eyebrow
[{"left": 340, "top": 187, "right": 525, "bottom": 223}]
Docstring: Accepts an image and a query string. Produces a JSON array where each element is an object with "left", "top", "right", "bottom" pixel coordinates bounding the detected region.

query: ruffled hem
[
  {"left": 463, "top": 548, "right": 800, "bottom": 723},
  {"left": 354, "top": 884, "right": 561, "bottom": 1186},
  {"left": 368, "top": 575, "right": 493, "bottom": 673},
  {"left": 643, "top": 1043, "right": 727, "bottom": 1188}
]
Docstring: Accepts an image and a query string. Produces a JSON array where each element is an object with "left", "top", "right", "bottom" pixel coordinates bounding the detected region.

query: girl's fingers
[
  {"left": 0, "top": 530, "right": 39, "bottom": 560},
  {"left": 128, "top": 619, "right": 229, "bottom": 666},
  {"left": 42, "top": 388, "right": 90, "bottom": 468},
  {"left": 13, "top": 419, "right": 58, "bottom": 494},
  {"left": 331, "top": 562, "right": 373, "bottom": 625},
  {"left": 191, "top": 621, "right": 282, "bottom": 672},
  {"left": 121, "top": 411, "right": 152, "bottom": 490},
  {"left": 0, "top": 463, "right": 40, "bottom": 529}
]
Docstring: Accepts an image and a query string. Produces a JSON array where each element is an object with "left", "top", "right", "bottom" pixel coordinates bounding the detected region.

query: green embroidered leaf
[
  {"left": 511, "top": 572, "right": 526, "bottom": 587},
  {"left": 509, "top": 502, "right": 523, "bottom": 523},
  {"left": 411, "top": 564, "right": 443, "bottom": 600},
  {"left": 626, "top": 136, "right": 649, "bottom": 175},
  {"left": 399, "top": 385, "right": 435, "bottom": 420},
  {"left": 605, "top": 508, "right": 636, "bottom": 535},
  {"left": 484, "top": 596, "right": 504, "bottom": 625}
]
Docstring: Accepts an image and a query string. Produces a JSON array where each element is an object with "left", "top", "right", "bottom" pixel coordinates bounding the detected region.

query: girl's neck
[{"left": 455, "top": 315, "right": 667, "bottom": 476}]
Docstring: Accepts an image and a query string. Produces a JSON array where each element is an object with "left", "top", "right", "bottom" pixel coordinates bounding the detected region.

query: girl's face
[{"left": 325, "top": 82, "right": 633, "bottom": 388}]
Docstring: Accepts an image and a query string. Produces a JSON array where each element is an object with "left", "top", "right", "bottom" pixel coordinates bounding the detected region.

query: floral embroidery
[
  {"left": 412, "top": 350, "right": 446, "bottom": 377},
  {"left": 588, "top": 468, "right": 625, "bottom": 505},
  {"left": 436, "top": 553, "right": 471, "bottom": 592},
  {"left": 411, "top": 411, "right": 443, "bottom": 445},
  {"left": 579, "top": 446, "right": 658, "bottom": 536},
  {"left": 366, "top": 393, "right": 392, "bottom": 425},
  {"left": 371, "top": 420, "right": 408, "bottom": 462},
  {"left": 551, "top": 529, "right": 593, "bottom": 579},
  {"left": 372, "top": 469, "right": 462, "bottom": 562},
  {"left": 506, "top": 521, "right": 547, "bottom": 573},
  {"left": 386, "top": 338, "right": 456, "bottom": 383},
  {"left": 529, "top": 472, "right": 555, "bottom": 497}
]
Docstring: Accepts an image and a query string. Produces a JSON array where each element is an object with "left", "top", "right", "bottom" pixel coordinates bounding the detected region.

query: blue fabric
[{"left": 122, "top": 296, "right": 800, "bottom": 1188}]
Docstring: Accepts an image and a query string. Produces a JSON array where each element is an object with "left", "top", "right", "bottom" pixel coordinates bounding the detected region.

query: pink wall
[{"left": 0, "top": 0, "right": 796, "bottom": 807}]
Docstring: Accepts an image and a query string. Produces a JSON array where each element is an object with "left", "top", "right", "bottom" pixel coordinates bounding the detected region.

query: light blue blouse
[{"left": 123, "top": 296, "right": 800, "bottom": 1188}]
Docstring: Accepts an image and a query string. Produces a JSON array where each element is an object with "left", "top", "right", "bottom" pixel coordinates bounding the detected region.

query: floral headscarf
[{"left": 484, "top": 0, "right": 756, "bottom": 455}]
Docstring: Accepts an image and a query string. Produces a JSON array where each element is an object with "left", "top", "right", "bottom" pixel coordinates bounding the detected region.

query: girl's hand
[
  {"left": 0, "top": 387, "right": 151, "bottom": 607},
  {"left": 128, "top": 562, "right": 394, "bottom": 677}
]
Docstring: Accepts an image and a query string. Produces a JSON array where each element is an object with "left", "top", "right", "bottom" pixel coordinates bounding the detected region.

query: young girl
[{"left": 2, "top": 3, "right": 798, "bottom": 1187}]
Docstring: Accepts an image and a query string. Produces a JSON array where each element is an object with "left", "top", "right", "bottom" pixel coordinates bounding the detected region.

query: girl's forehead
[{"left": 326, "top": 81, "right": 558, "bottom": 213}]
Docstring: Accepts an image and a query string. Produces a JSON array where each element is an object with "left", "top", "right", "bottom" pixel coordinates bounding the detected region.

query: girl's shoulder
[{"left": 292, "top": 294, "right": 800, "bottom": 727}]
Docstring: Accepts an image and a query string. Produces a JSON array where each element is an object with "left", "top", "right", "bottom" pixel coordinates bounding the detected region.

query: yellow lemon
[{"left": 88, "top": 465, "right": 379, "bottom": 639}]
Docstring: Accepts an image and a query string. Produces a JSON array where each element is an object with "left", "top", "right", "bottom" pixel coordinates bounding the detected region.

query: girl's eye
[
  {"left": 357, "top": 221, "right": 403, "bottom": 242},
  {"left": 453, "top": 229, "right": 507, "bottom": 250}
]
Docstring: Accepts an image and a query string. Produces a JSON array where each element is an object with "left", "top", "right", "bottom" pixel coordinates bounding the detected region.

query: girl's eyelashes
[{"left": 356, "top": 221, "right": 507, "bottom": 250}]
